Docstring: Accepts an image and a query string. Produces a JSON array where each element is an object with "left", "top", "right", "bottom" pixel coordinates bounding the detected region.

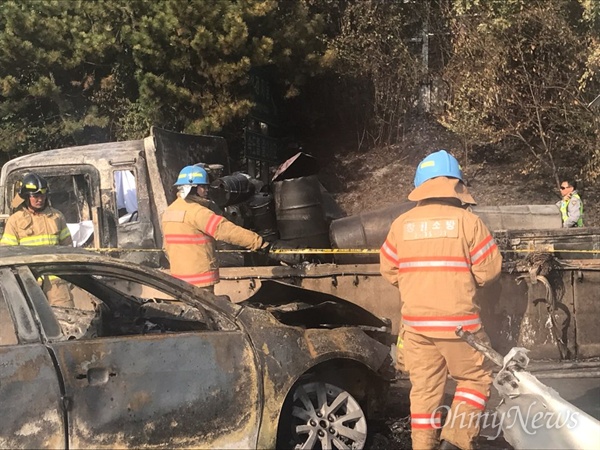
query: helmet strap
[
  {"left": 26, "top": 196, "right": 46, "bottom": 212},
  {"left": 177, "top": 185, "right": 193, "bottom": 200},
  {"left": 195, "top": 184, "right": 209, "bottom": 198}
]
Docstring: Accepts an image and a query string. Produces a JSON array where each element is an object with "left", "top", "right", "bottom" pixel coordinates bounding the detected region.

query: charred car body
[{"left": 0, "top": 246, "right": 393, "bottom": 449}]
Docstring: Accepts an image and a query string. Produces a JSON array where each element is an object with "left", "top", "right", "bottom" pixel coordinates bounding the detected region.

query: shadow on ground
[{"left": 366, "top": 380, "right": 513, "bottom": 450}]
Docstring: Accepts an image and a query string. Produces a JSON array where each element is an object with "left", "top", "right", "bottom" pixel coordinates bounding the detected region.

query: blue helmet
[
  {"left": 174, "top": 165, "right": 209, "bottom": 186},
  {"left": 414, "top": 150, "right": 463, "bottom": 188}
]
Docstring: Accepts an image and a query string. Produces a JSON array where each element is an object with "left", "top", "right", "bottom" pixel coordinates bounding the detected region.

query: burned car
[{"left": 0, "top": 246, "right": 394, "bottom": 449}]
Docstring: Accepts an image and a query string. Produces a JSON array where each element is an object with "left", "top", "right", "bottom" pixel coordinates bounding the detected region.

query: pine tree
[{"left": 0, "top": 0, "right": 329, "bottom": 157}]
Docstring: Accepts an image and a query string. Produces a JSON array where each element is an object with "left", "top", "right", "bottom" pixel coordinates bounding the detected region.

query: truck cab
[{"left": 0, "top": 127, "right": 230, "bottom": 268}]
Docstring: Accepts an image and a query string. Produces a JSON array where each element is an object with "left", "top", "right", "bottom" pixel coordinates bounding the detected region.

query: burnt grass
[{"left": 315, "top": 119, "right": 600, "bottom": 227}]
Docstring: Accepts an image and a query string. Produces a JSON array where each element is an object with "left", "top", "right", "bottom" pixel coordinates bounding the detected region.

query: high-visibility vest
[
  {"left": 560, "top": 192, "right": 584, "bottom": 227},
  {"left": 0, "top": 207, "right": 72, "bottom": 246}
]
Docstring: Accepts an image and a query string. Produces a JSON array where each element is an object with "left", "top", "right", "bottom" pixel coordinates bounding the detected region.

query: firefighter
[
  {"left": 162, "top": 165, "right": 270, "bottom": 291},
  {"left": 380, "top": 150, "right": 502, "bottom": 450},
  {"left": 0, "top": 172, "right": 74, "bottom": 307}
]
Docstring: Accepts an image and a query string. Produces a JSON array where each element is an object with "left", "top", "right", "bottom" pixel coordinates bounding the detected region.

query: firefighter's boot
[{"left": 438, "top": 440, "right": 461, "bottom": 450}]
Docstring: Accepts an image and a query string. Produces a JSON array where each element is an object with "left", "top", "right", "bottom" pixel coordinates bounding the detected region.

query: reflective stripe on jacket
[
  {"left": 0, "top": 207, "right": 72, "bottom": 247},
  {"left": 162, "top": 195, "right": 264, "bottom": 287},
  {"left": 402, "top": 313, "right": 481, "bottom": 332},
  {"left": 380, "top": 198, "right": 502, "bottom": 338}
]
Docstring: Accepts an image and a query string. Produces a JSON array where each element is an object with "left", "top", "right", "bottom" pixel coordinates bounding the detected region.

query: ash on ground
[{"left": 365, "top": 381, "right": 513, "bottom": 449}]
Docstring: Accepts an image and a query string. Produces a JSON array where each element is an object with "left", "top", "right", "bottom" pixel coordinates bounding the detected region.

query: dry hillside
[{"left": 316, "top": 120, "right": 600, "bottom": 227}]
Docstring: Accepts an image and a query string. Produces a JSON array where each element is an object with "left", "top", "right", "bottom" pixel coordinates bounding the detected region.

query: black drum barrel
[
  {"left": 273, "top": 175, "right": 330, "bottom": 248},
  {"left": 210, "top": 173, "right": 254, "bottom": 207},
  {"left": 247, "top": 193, "right": 278, "bottom": 237},
  {"left": 329, "top": 201, "right": 417, "bottom": 263}
]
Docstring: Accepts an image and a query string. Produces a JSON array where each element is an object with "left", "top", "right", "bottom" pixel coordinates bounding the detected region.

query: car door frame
[
  {"left": 109, "top": 159, "right": 163, "bottom": 267},
  {"left": 0, "top": 267, "right": 66, "bottom": 449}
]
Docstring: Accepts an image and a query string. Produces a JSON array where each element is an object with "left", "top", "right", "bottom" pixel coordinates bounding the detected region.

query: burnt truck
[{"left": 1, "top": 126, "right": 600, "bottom": 363}]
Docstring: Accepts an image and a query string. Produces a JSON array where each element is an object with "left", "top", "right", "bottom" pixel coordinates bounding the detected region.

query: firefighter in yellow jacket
[
  {"left": 0, "top": 172, "right": 74, "bottom": 307},
  {"left": 380, "top": 150, "right": 502, "bottom": 450},
  {"left": 162, "top": 165, "right": 269, "bottom": 290}
]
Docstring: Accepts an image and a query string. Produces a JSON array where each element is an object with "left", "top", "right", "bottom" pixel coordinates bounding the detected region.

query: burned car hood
[{"left": 239, "top": 280, "right": 391, "bottom": 332}]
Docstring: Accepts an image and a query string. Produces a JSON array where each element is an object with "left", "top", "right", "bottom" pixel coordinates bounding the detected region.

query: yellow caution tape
[
  {"left": 269, "top": 248, "right": 379, "bottom": 254},
  {"left": 88, "top": 248, "right": 162, "bottom": 253},
  {"left": 84, "top": 247, "right": 600, "bottom": 254},
  {"left": 506, "top": 249, "right": 600, "bottom": 253},
  {"left": 87, "top": 247, "right": 379, "bottom": 254}
]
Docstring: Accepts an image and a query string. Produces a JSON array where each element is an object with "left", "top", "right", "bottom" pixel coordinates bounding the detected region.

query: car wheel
[{"left": 280, "top": 381, "right": 367, "bottom": 450}]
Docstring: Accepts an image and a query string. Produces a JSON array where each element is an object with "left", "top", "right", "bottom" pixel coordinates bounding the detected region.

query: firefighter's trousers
[
  {"left": 42, "top": 277, "right": 75, "bottom": 308},
  {"left": 404, "top": 329, "right": 493, "bottom": 450}
]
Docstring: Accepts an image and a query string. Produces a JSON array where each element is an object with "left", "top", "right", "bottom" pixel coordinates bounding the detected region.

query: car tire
[{"left": 277, "top": 380, "right": 367, "bottom": 450}]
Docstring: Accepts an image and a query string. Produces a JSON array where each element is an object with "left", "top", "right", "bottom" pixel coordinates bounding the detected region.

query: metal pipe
[{"left": 455, "top": 327, "right": 504, "bottom": 366}]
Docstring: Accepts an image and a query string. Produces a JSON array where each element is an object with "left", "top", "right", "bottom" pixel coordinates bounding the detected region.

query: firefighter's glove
[
  {"left": 268, "top": 241, "right": 303, "bottom": 266},
  {"left": 259, "top": 241, "right": 272, "bottom": 254}
]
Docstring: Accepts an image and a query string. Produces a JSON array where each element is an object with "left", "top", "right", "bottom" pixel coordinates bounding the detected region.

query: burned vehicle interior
[
  {"left": 23, "top": 266, "right": 214, "bottom": 341},
  {"left": 241, "top": 280, "right": 392, "bottom": 340},
  {"left": 4, "top": 168, "right": 140, "bottom": 248},
  {"left": 6, "top": 170, "right": 96, "bottom": 224},
  {"left": 21, "top": 262, "right": 391, "bottom": 345}
]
